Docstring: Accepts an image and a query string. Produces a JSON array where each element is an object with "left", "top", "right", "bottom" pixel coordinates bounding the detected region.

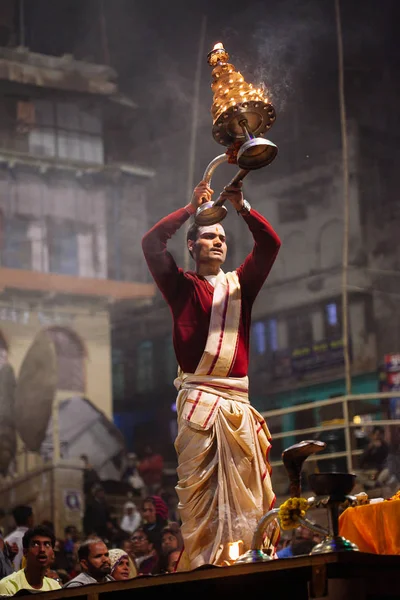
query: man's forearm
[
  {"left": 142, "top": 205, "right": 194, "bottom": 258},
  {"left": 237, "top": 208, "right": 281, "bottom": 297},
  {"left": 141, "top": 205, "right": 195, "bottom": 298}
]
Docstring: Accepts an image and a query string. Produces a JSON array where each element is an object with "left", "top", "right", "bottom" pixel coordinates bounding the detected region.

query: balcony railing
[{"left": 262, "top": 391, "right": 400, "bottom": 497}]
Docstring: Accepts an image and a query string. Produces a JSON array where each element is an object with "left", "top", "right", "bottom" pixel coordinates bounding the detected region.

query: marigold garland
[
  {"left": 278, "top": 497, "right": 309, "bottom": 530},
  {"left": 387, "top": 489, "right": 400, "bottom": 501}
]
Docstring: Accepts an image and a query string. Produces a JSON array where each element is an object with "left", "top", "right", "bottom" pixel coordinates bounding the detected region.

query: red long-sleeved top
[{"left": 142, "top": 207, "right": 281, "bottom": 377}]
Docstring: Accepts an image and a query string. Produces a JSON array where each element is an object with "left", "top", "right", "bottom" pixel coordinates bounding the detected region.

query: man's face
[
  {"left": 81, "top": 542, "right": 111, "bottom": 579},
  {"left": 24, "top": 536, "right": 54, "bottom": 569},
  {"left": 131, "top": 531, "right": 153, "bottom": 558},
  {"left": 188, "top": 224, "right": 227, "bottom": 267},
  {"left": 142, "top": 501, "right": 156, "bottom": 524}
]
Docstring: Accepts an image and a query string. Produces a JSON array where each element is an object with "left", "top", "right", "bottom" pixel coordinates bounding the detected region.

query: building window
[
  {"left": 46, "top": 327, "right": 85, "bottom": 392},
  {"left": 287, "top": 312, "right": 313, "bottom": 348},
  {"left": 136, "top": 340, "right": 153, "bottom": 393},
  {"left": 251, "top": 318, "right": 279, "bottom": 355},
  {"left": 29, "top": 99, "right": 103, "bottom": 164},
  {"left": 3, "top": 215, "right": 32, "bottom": 270},
  {"left": 324, "top": 301, "right": 342, "bottom": 338},
  {"left": 47, "top": 218, "right": 79, "bottom": 276}
]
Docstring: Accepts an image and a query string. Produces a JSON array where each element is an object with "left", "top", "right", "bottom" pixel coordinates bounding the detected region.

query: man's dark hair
[
  {"left": 291, "top": 539, "right": 315, "bottom": 557},
  {"left": 372, "top": 426, "right": 384, "bottom": 435},
  {"left": 12, "top": 505, "right": 33, "bottom": 527},
  {"left": 78, "top": 538, "right": 104, "bottom": 562},
  {"left": 186, "top": 221, "right": 200, "bottom": 258},
  {"left": 22, "top": 525, "right": 55, "bottom": 549}
]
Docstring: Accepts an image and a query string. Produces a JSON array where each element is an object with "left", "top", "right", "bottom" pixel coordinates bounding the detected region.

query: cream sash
[{"left": 174, "top": 270, "right": 248, "bottom": 430}]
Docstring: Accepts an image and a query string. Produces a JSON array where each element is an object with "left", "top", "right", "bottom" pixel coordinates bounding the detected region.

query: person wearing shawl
[
  {"left": 108, "top": 548, "right": 137, "bottom": 580},
  {"left": 142, "top": 495, "right": 169, "bottom": 556},
  {"left": 120, "top": 501, "right": 142, "bottom": 535},
  {"left": 142, "top": 180, "right": 281, "bottom": 568}
]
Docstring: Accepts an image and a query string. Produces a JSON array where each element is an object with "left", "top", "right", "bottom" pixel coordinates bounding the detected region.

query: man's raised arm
[
  {"left": 236, "top": 207, "right": 281, "bottom": 301},
  {"left": 141, "top": 181, "right": 214, "bottom": 294}
]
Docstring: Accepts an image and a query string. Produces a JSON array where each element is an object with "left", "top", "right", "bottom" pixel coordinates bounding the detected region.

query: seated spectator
[
  {"left": 0, "top": 525, "right": 61, "bottom": 595},
  {"left": 63, "top": 538, "right": 114, "bottom": 588},
  {"left": 160, "top": 523, "right": 183, "bottom": 554},
  {"left": 159, "top": 523, "right": 184, "bottom": 573},
  {"left": 142, "top": 496, "right": 169, "bottom": 556},
  {"left": 0, "top": 533, "right": 18, "bottom": 580},
  {"left": 109, "top": 548, "right": 137, "bottom": 580},
  {"left": 83, "top": 484, "right": 112, "bottom": 540},
  {"left": 4, "top": 505, "right": 34, "bottom": 571},
  {"left": 166, "top": 548, "right": 181, "bottom": 573},
  {"left": 131, "top": 527, "right": 159, "bottom": 575},
  {"left": 357, "top": 426, "right": 390, "bottom": 489},
  {"left": 120, "top": 501, "right": 142, "bottom": 535},
  {"left": 277, "top": 526, "right": 315, "bottom": 559}
]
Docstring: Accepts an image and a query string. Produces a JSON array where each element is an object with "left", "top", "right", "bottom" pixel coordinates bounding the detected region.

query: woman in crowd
[
  {"left": 109, "top": 548, "right": 137, "bottom": 580},
  {"left": 141, "top": 496, "right": 169, "bottom": 556}
]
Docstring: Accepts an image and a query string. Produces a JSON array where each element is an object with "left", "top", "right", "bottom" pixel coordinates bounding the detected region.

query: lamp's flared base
[
  {"left": 237, "top": 138, "right": 278, "bottom": 170},
  {"left": 311, "top": 536, "right": 359, "bottom": 554},
  {"left": 195, "top": 202, "right": 228, "bottom": 226},
  {"left": 234, "top": 549, "right": 273, "bottom": 564}
]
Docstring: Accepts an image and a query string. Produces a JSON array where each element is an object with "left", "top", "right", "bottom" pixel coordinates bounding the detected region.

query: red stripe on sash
[
  {"left": 203, "top": 396, "right": 220, "bottom": 429},
  {"left": 192, "top": 381, "right": 248, "bottom": 394},
  {"left": 207, "top": 281, "right": 230, "bottom": 376},
  {"left": 187, "top": 390, "right": 203, "bottom": 420}
]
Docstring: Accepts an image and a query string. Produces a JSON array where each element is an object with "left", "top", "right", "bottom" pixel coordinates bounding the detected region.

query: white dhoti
[
  {"left": 175, "top": 390, "right": 275, "bottom": 568},
  {"left": 173, "top": 271, "right": 276, "bottom": 569}
]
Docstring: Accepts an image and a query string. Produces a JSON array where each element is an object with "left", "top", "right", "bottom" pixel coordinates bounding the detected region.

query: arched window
[
  {"left": 46, "top": 327, "right": 85, "bottom": 392},
  {"left": 0, "top": 330, "right": 8, "bottom": 367}
]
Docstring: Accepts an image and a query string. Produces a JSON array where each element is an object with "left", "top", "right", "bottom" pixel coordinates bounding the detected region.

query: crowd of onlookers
[
  {"left": 0, "top": 493, "right": 185, "bottom": 595},
  {"left": 0, "top": 430, "right": 398, "bottom": 595},
  {"left": 0, "top": 445, "right": 185, "bottom": 595}
]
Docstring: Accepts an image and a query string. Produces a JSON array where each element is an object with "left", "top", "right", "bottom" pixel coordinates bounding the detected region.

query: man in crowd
[
  {"left": 0, "top": 533, "right": 17, "bottom": 580},
  {"left": 0, "top": 525, "right": 61, "bottom": 595},
  {"left": 131, "top": 527, "right": 159, "bottom": 575},
  {"left": 4, "top": 505, "right": 33, "bottom": 571},
  {"left": 83, "top": 484, "right": 112, "bottom": 540},
  {"left": 142, "top": 179, "right": 281, "bottom": 568},
  {"left": 63, "top": 538, "right": 114, "bottom": 587},
  {"left": 358, "top": 425, "right": 390, "bottom": 489}
]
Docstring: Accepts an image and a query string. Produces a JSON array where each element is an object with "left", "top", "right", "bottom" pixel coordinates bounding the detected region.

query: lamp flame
[{"left": 228, "top": 540, "right": 243, "bottom": 561}]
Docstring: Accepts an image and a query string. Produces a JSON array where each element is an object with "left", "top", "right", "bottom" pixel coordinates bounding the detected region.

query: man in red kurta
[{"left": 142, "top": 180, "right": 281, "bottom": 568}]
